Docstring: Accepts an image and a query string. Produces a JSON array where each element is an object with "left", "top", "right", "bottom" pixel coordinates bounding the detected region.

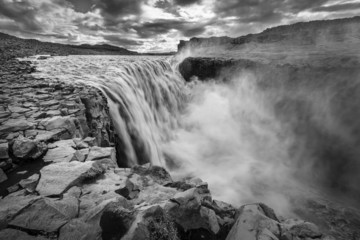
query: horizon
[{"left": 0, "top": 0, "right": 359, "bottom": 53}]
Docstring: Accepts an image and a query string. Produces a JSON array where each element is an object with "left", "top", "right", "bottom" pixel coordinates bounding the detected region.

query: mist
[{"left": 163, "top": 64, "right": 360, "bottom": 215}]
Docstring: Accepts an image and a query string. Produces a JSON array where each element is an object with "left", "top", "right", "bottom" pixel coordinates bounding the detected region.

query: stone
[
  {"left": 71, "top": 150, "right": 86, "bottom": 162},
  {"left": 0, "top": 119, "right": 34, "bottom": 138},
  {"left": 19, "top": 173, "right": 40, "bottom": 192},
  {"left": 8, "top": 105, "right": 30, "bottom": 113},
  {"left": 73, "top": 138, "right": 89, "bottom": 149},
  {"left": 0, "top": 229, "right": 48, "bottom": 240},
  {"left": 9, "top": 197, "right": 74, "bottom": 233},
  {"left": 46, "top": 110, "right": 61, "bottom": 117},
  {"left": 43, "top": 139, "right": 76, "bottom": 162},
  {"left": 0, "top": 193, "right": 40, "bottom": 229},
  {"left": 0, "top": 111, "right": 11, "bottom": 118},
  {"left": 0, "top": 142, "right": 9, "bottom": 160},
  {"left": 32, "top": 111, "right": 47, "bottom": 119},
  {"left": 281, "top": 219, "right": 322, "bottom": 239},
  {"left": 59, "top": 219, "right": 101, "bottom": 240},
  {"left": 0, "top": 168, "right": 7, "bottom": 183},
  {"left": 83, "top": 137, "right": 96, "bottom": 147},
  {"left": 36, "top": 161, "right": 105, "bottom": 196},
  {"left": 12, "top": 136, "right": 47, "bottom": 161},
  {"left": 87, "top": 146, "right": 116, "bottom": 163},
  {"left": 40, "top": 99, "right": 58, "bottom": 107},
  {"left": 225, "top": 204, "right": 281, "bottom": 240},
  {"left": 35, "top": 129, "right": 66, "bottom": 142},
  {"left": 40, "top": 116, "right": 76, "bottom": 131},
  {"left": 7, "top": 184, "right": 20, "bottom": 193}
]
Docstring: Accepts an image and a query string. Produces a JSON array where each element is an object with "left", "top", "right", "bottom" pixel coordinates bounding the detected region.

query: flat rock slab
[
  {"left": 8, "top": 105, "right": 31, "bottom": 113},
  {"left": 36, "top": 161, "right": 104, "bottom": 196},
  {"left": 87, "top": 146, "right": 116, "bottom": 162},
  {"left": 40, "top": 116, "right": 76, "bottom": 131},
  {"left": 43, "top": 139, "right": 76, "bottom": 162},
  {"left": 0, "top": 119, "right": 35, "bottom": 138},
  {"left": 9, "top": 197, "right": 72, "bottom": 233}
]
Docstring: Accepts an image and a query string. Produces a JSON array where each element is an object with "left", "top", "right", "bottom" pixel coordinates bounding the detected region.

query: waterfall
[{"left": 33, "top": 55, "right": 186, "bottom": 166}]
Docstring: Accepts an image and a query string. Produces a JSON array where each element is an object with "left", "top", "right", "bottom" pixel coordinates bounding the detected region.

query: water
[
  {"left": 31, "top": 55, "right": 360, "bottom": 217},
  {"left": 33, "top": 55, "right": 186, "bottom": 167}
]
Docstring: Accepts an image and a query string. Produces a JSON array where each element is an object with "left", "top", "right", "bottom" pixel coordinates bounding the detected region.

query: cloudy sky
[{"left": 0, "top": 0, "right": 359, "bottom": 52}]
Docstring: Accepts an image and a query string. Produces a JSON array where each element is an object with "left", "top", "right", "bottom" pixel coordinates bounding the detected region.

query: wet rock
[
  {"left": 116, "top": 178, "right": 140, "bottom": 200},
  {"left": 225, "top": 203, "right": 281, "bottom": 240},
  {"left": 36, "top": 161, "right": 105, "bottom": 196},
  {"left": 11, "top": 136, "right": 47, "bottom": 161},
  {"left": 132, "top": 165, "right": 173, "bottom": 185},
  {"left": 0, "top": 168, "right": 7, "bottom": 183},
  {"left": 281, "top": 219, "right": 322, "bottom": 239}
]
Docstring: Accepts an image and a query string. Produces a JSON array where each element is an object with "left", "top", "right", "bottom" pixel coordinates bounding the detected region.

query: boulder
[
  {"left": 36, "top": 161, "right": 105, "bottom": 196},
  {"left": 11, "top": 136, "right": 47, "bottom": 161},
  {"left": 71, "top": 150, "right": 86, "bottom": 162},
  {"left": 0, "top": 119, "right": 34, "bottom": 138},
  {"left": 73, "top": 138, "right": 89, "bottom": 149},
  {"left": 132, "top": 165, "right": 173, "bottom": 185},
  {"left": 40, "top": 116, "right": 76, "bottom": 132},
  {"left": 225, "top": 204, "right": 281, "bottom": 240}
]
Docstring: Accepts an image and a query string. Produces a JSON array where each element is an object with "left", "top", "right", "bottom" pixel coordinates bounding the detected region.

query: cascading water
[
  {"left": 32, "top": 54, "right": 360, "bottom": 216},
  {"left": 33, "top": 55, "right": 187, "bottom": 167}
]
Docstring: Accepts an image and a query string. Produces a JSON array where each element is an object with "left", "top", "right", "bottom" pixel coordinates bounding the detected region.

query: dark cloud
[
  {"left": 66, "top": 0, "right": 97, "bottom": 13},
  {"left": 174, "top": 0, "right": 201, "bottom": 6},
  {"left": 154, "top": 0, "right": 180, "bottom": 16},
  {"left": 0, "top": 0, "right": 43, "bottom": 31},
  {"left": 133, "top": 19, "right": 206, "bottom": 38},
  {"left": 95, "top": 0, "right": 143, "bottom": 26},
  {"left": 103, "top": 34, "right": 142, "bottom": 47},
  {"left": 312, "top": 2, "right": 360, "bottom": 12}
]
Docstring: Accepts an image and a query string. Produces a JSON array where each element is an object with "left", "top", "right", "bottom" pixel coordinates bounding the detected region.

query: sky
[{"left": 0, "top": 0, "right": 359, "bottom": 52}]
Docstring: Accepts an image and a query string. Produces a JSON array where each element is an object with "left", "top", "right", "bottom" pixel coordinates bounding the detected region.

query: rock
[
  {"left": 83, "top": 137, "right": 96, "bottom": 147},
  {"left": 87, "top": 146, "right": 116, "bottom": 162},
  {"left": 32, "top": 112, "right": 47, "bottom": 119},
  {"left": 0, "top": 111, "right": 10, "bottom": 118},
  {"left": 71, "top": 150, "right": 86, "bottom": 162},
  {"left": 11, "top": 136, "right": 47, "bottom": 161},
  {"left": 43, "top": 139, "right": 76, "bottom": 162},
  {"left": 8, "top": 105, "right": 31, "bottom": 113},
  {"left": 226, "top": 204, "right": 281, "bottom": 240},
  {"left": 19, "top": 173, "right": 39, "bottom": 192},
  {"left": 40, "top": 99, "right": 58, "bottom": 107},
  {"left": 7, "top": 184, "right": 20, "bottom": 193},
  {"left": 165, "top": 187, "right": 219, "bottom": 236},
  {"left": 116, "top": 178, "right": 140, "bottom": 200},
  {"left": 59, "top": 219, "right": 101, "bottom": 240},
  {"left": 0, "top": 168, "right": 7, "bottom": 183},
  {"left": 0, "top": 119, "right": 34, "bottom": 138},
  {"left": 34, "top": 129, "right": 66, "bottom": 142},
  {"left": 40, "top": 116, "right": 76, "bottom": 131},
  {"left": 73, "top": 138, "right": 89, "bottom": 149},
  {"left": 9, "top": 197, "right": 76, "bottom": 233},
  {"left": 46, "top": 110, "right": 61, "bottom": 117},
  {"left": 0, "top": 142, "right": 9, "bottom": 160},
  {"left": 36, "top": 161, "right": 105, "bottom": 196},
  {"left": 0, "top": 193, "right": 40, "bottom": 230},
  {"left": 281, "top": 219, "right": 322, "bottom": 239},
  {"left": 132, "top": 165, "right": 173, "bottom": 185},
  {"left": 0, "top": 229, "right": 48, "bottom": 240}
]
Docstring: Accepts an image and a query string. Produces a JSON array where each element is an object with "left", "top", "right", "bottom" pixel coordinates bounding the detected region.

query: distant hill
[
  {"left": 177, "top": 16, "right": 360, "bottom": 60},
  {"left": 0, "top": 32, "right": 140, "bottom": 60}
]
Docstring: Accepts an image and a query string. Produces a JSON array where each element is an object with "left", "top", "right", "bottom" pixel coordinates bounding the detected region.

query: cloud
[
  {"left": 174, "top": 0, "right": 201, "bottom": 6},
  {"left": 0, "top": 0, "right": 44, "bottom": 31},
  {"left": 312, "top": 2, "right": 360, "bottom": 12},
  {"left": 103, "top": 34, "right": 143, "bottom": 47},
  {"left": 66, "top": 0, "right": 97, "bottom": 13}
]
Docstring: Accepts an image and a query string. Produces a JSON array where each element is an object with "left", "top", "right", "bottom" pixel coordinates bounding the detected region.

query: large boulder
[
  {"left": 11, "top": 136, "right": 47, "bottom": 161},
  {"left": 36, "top": 161, "right": 105, "bottom": 196}
]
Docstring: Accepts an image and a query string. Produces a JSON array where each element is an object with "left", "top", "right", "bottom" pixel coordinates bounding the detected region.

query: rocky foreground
[{"left": 0, "top": 57, "right": 337, "bottom": 239}]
